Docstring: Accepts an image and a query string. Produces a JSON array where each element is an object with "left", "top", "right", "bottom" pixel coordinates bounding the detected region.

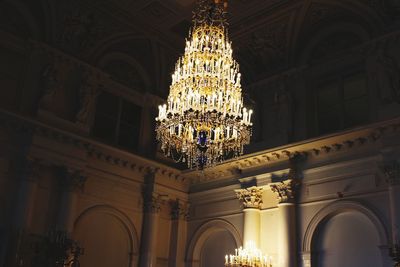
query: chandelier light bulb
[{"left": 155, "top": 0, "right": 253, "bottom": 169}]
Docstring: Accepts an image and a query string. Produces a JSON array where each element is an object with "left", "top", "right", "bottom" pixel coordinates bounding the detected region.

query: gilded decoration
[
  {"left": 235, "top": 186, "right": 263, "bottom": 209},
  {"left": 270, "top": 179, "right": 299, "bottom": 203}
]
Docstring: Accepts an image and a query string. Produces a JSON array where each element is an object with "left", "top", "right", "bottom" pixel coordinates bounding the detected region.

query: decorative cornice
[
  {"left": 0, "top": 110, "right": 186, "bottom": 185},
  {"left": 270, "top": 179, "right": 300, "bottom": 203},
  {"left": 186, "top": 117, "right": 400, "bottom": 184},
  {"left": 234, "top": 186, "right": 263, "bottom": 209},
  {"left": 383, "top": 161, "right": 400, "bottom": 186}
]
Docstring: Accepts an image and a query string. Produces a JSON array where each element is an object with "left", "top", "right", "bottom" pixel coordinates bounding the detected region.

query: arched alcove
[
  {"left": 297, "top": 22, "right": 370, "bottom": 65},
  {"left": 74, "top": 205, "right": 139, "bottom": 267},
  {"left": 186, "top": 219, "right": 242, "bottom": 267},
  {"left": 303, "top": 200, "right": 390, "bottom": 267},
  {"left": 99, "top": 52, "right": 151, "bottom": 92}
]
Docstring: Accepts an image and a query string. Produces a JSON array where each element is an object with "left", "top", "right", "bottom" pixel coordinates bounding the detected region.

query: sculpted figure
[{"left": 76, "top": 72, "right": 101, "bottom": 125}]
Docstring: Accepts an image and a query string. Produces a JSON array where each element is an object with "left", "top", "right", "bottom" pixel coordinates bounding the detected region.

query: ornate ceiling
[{"left": 0, "top": 0, "right": 398, "bottom": 93}]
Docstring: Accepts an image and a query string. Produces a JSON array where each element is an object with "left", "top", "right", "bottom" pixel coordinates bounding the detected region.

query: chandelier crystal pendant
[
  {"left": 225, "top": 241, "right": 272, "bottom": 267},
  {"left": 155, "top": 0, "right": 253, "bottom": 169}
]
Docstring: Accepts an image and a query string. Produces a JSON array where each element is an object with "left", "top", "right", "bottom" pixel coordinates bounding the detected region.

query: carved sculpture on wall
[
  {"left": 60, "top": 10, "right": 97, "bottom": 52},
  {"left": 366, "top": 40, "right": 400, "bottom": 104},
  {"left": 39, "top": 60, "right": 60, "bottom": 110},
  {"left": 75, "top": 71, "right": 102, "bottom": 126}
]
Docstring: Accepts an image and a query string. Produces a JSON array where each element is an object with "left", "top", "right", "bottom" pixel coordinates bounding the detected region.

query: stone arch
[
  {"left": 74, "top": 204, "right": 139, "bottom": 266},
  {"left": 303, "top": 199, "right": 389, "bottom": 254},
  {"left": 87, "top": 33, "right": 150, "bottom": 62},
  {"left": 98, "top": 51, "right": 151, "bottom": 92},
  {"left": 186, "top": 219, "right": 242, "bottom": 267},
  {"left": 297, "top": 21, "right": 370, "bottom": 65}
]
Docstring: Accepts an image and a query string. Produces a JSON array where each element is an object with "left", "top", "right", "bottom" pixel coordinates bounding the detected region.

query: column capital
[
  {"left": 235, "top": 186, "right": 263, "bottom": 209},
  {"left": 20, "top": 156, "right": 42, "bottom": 182},
  {"left": 58, "top": 166, "right": 87, "bottom": 192},
  {"left": 270, "top": 179, "right": 299, "bottom": 204},
  {"left": 170, "top": 199, "right": 190, "bottom": 220},
  {"left": 383, "top": 161, "right": 400, "bottom": 186}
]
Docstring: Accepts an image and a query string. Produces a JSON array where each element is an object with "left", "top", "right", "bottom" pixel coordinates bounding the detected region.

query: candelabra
[
  {"left": 31, "top": 229, "right": 84, "bottom": 267},
  {"left": 225, "top": 241, "right": 272, "bottom": 267}
]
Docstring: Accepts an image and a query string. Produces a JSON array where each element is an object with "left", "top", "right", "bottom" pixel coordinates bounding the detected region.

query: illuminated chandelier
[
  {"left": 225, "top": 241, "right": 272, "bottom": 267},
  {"left": 155, "top": 0, "right": 253, "bottom": 169}
]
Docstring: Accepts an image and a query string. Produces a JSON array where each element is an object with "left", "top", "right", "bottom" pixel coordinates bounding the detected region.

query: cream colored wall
[{"left": 185, "top": 128, "right": 400, "bottom": 267}]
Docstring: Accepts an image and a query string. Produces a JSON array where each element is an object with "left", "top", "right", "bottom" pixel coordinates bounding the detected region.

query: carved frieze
[
  {"left": 270, "top": 179, "right": 299, "bottom": 203},
  {"left": 75, "top": 70, "right": 102, "bottom": 125},
  {"left": 235, "top": 186, "right": 263, "bottom": 209}
]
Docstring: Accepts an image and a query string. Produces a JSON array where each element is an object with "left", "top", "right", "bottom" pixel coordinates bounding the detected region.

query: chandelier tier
[
  {"left": 155, "top": 0, "right": 253, "bottom": 169},
  {"left": 225, "top": 241, "right": 272, "bottom": 267}
]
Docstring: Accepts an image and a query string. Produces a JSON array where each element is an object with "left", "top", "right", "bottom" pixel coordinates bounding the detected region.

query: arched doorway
[
  {"left": 186, "top": 219, "right": 242, "bottom": 267},
  {"left": 74, "top": 205, "right": 138, "bottom": 267},
  {"left": 303, "top": 200, "right": 390, "bottom": 267},
  {"left": 312, "top": 211, "right": 381, "bottom": 267}
]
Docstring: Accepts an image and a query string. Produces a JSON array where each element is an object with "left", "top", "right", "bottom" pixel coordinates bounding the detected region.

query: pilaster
[
  {"left": 270, "top": 179, "right": 299, "bottom": 267},
  {"left": 235, "top": 186, "right": 263, "bottom": 247}
]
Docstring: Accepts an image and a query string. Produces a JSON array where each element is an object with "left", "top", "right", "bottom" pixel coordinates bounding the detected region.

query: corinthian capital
[
  {"left": 170, "top": 199, "right": 190, "bottom": 220},
  {"left": 235, "top": 186, "right": 263, "bottom": 209},
  {"left": 58, "top": 166, "right": 87, "bottom": 192},
  {"left": 143, "top": 193, "right": 168, "bottom": 213},
  {"left": 270, "top": 179, "right": 299, "bottom": 203},
  {"left": 383, "top": 161, "right": 400, "bottom": 186}
]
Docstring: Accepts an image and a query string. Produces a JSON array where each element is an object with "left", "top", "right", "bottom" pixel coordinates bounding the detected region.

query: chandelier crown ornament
[{"left": 155, "top": 0, "right": 253, "bottom": 169}]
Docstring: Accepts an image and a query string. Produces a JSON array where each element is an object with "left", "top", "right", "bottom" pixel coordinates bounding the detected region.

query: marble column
[
  {"left": 168, "top": 199, "right": 189, "bottom": 267},
  {"left": 139, "top": 193, "right": 162, "bottom": 267},
  {"left": 140, "top": 170, "right": 165, "bottom": 267},
  {"left": 14, "top": 158, "right": 40, "bottom": 230},
  {"left": 57, "top": 167, "right": 87, "bottom": 235},
  {"left": 8, "top": 157, "right": 40, "bottom": 266},
  {"left": 235, "top": 186, "right": 263, "bottom": 247},
  {"left": 384, "top": 162, "right": 400, "bottom": 265},
  {"left": 270, "top": 179, "right": 299, "bottom": 267}
]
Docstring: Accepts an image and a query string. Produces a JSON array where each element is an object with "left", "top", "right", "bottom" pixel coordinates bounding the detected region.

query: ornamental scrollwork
[
  {"left": 270, "top": 179, "right": 299, "bottom": 203},
  {"left": 235, "top": 186, "right": 263, "bottom": 209}
]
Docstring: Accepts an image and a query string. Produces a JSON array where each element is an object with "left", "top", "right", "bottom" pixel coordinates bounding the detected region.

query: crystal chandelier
[
  {"left": 225, "top": 241, "right": 272, "bottom": 267},
  {"left": 155, "top": 0, "right": 253, "bottom": 169}
]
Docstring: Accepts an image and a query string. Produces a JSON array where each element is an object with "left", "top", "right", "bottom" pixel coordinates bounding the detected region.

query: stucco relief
[
  {"left": 270, "top": 179, "right": 299, "bottom": 203},
  {"left": 235, "top": 186, "right": 263, "bottom": 209}
]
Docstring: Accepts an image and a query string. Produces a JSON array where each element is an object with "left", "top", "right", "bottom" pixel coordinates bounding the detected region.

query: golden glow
[
  {"left": 225, "top": 241, "right": 272, "bottom": 267},
  {"left": 155, "top": 1, "right": 253, "bottom": 169}
]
